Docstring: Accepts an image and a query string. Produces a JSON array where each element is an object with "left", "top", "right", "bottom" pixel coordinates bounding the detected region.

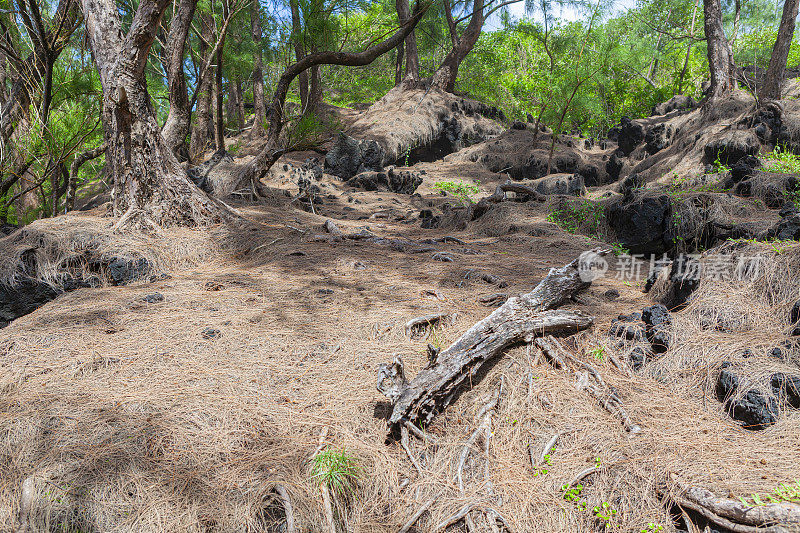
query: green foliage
[
  {"left": 592, "top": 501, "right": 618, "bottom": 524},
  {"left": 737, "top": 480, "right": 800, "bottom": 506},
  {"left": 611, "top": 242, "right": 630, "bottom": 256},
  {"left": 763, "top": 146, "right": 800, "bottom": 174},
  {"left": 547, "top": 199, "right": 605, "bottom": 237},
  {"left": 433, "top": 180, "right": 480, "bottom": 206},
  {"left": 712, "top": 151, "right": 731, "bottom": 175},
  {"left": 310, "top": 447, "right": 361, "bottom": 499},
  {"left": 640, "top": 522, "right": 664, "bottom": 533},
  {"left": 589, "top": 345, "right": 607, "bottom": 361},
  {"left": 562, "top": 483, "right": 586, "bottom": 507}
]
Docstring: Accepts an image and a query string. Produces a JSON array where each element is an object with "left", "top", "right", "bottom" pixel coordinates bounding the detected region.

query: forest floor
[{"left": 1, "top": 90, "right": 800, "bottom": 533}]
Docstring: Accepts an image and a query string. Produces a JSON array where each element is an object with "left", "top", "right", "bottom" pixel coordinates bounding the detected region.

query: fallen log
[{"left": 377, "top": 250, "right": 606, "bottom": 434}]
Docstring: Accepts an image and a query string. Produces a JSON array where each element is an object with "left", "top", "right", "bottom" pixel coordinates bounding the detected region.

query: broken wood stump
[{"left": 377, "top": 250, "right": 608, "bottom": 435}]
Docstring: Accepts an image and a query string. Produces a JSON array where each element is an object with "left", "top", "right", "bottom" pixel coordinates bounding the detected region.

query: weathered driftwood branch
[
  {"left": 377, "top": 251, "right": 606, "bottom": 434},
  {"left": 535, "top": 335, "right": 641, "bottom": 434},
  {"left": 667, "top": 475, "right": 800, "bottom": 533}
]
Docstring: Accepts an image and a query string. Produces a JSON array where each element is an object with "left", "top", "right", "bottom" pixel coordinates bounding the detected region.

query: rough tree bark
[
  {"left": 249, "top": 0, "right": 266, "bottom": 138},
  {"left": 161, "top": 0, "right": 197, "bottom": 160},
  {"left": 377, "top": 251, "right": 606, "bottom": 433},
  {"left": 396, "top": 0, "right": 420, "bottom": 81},
  {"left": 232, "top": 3, "right": 428, "bottom": 193},
  {"left": 394, "top": 41, "right": 405, "bottom": 86},
  {"left": 189, "top": 13, "right": 215, "bottom": 160},
  {"left": 703, "top": 0, "right": 735, "bottom": 101},
  {"left": 80, "top": 0, "right": 230, "bottom": 226},
  {"left": 759, "top": 0, "right": 800, "bottom": 100}
]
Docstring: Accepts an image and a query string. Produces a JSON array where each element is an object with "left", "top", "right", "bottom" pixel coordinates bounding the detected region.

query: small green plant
[
  {"left": 764, "top": 145, "right": 800, "bottom": 174},
  {"left": 592, "top": 501, "right": 618, "bottom": 523},
  {"left": 785, "top": 181, "right": 800, "bottom": 209},
  {"left": 227, "top": 139, "right": 243, "bottom": 155},
  {"left": 533, "top": 453, "right": 552, "bottom": 477},
  {"left": 610, "top": 242, "right": 630, "bottom": 256},
  {"left": 712, "top": 150, "right": 731, "bottom": 175},
  {"left": 594, "top": 457, "right": 602, "bottom": 468},
  {"left": 737, "top": 480, "right": 800, "bottom": 506},
  {"left": 310, "top": 447, "right": 361, "bottom": 499},
  {"left": 640, "top": 523, "right": 664, "bottom": 533},
  {"left": 562, "top": 483, "right": 587, "bottom": 508},
  {"left": 433, "top": 180, "right": 480, "bottom": 206},
  {"left": 589, "top": 345, "right": 606, "bottom": 362}
]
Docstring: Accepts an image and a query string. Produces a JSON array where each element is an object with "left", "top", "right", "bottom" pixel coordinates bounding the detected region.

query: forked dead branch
[{"left": 377, "top": 250, "right": 607, "bottom": 435}]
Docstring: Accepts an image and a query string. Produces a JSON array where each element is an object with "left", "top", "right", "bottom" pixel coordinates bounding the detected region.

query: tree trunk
[
  {"left": 80, "top": 0, "right": 229, "bottom": 226},
  {"left": 396, "top": 0, "right": 419, "bottom": 80},
  {"left": 394, "top": 42, "right": 405, "bottom": 86},
  {"left": 759, "top": 0, "right": 800, "bottom": 100},
  {"left": 250, "top": 0, "right": 266, "bottom": 138},
  {"left": 308, "top": 62, "right": 322, "bottom": 112},
  {"left": 213, "top": 0, "right": 229, "bottom": 152},
  {"left": 289, "top": 0, "right": 309, "bottom": 111},
  {"left": 161, "top": 0, "right": 197, "bottom": 160},
  {"left": 227, "top": 76, "right": 244, "bottom": 132},
  {"left": 431, "top": 0, "right": 484, "bottom": 92},
  {"left": 703, "top": 0, "right": 735, "bottom": 101},
  {"left": 190, "top": 13, "right": 215, "bottom": 160}
]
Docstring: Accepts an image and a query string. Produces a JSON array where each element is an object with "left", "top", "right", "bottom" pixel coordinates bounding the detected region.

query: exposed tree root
[
  {"left": 273, "top": 484, "right": 296, "bottom": 533},
  {"left": 399, "top": 499, "right": 434, "bottom": 533},
  {"left": 404, "top": 313, "right": 452, "bottom": 337},
  {"left": 535, "top": 335, "right": 641, "bottom": 434},
  {"left": 664, "top": 475, "right": 800, "bottom": 533}
]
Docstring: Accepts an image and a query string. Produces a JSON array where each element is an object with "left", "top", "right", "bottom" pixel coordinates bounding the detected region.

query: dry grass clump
[
  {"left": 0, "top": 214, "right": 222, "bottom": 289},
  {"left": 347, "top": 86, "right": 503, "bottom": 163},
  {"left": 646, "top": 239, "right": 800, "bottom": 411}
]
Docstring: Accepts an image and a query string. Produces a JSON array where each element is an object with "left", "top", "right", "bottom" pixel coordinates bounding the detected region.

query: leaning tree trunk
[
  {"left": 161, "top": 0, "right": 197, "bottom": 160},
  {"left": 703, "top": 0, "right": 735, "bottom": 101},
  {"left": 250, "top": 0, "right": 266, "bottom": 138},
  {"left": 759, "top": 0, "right": 800, "bottom": 100},
  {"left": 396, "top": 0, "right": 420, "bottom": 81},
  {"left": 80, "top": 0, "right": 229, "bottom": 226},
  {"left": 431, "top": 0, "right": 484, "bottom": 92},
  {"left": 231, "top": 3, "right": 429, "bottom": 195}
]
